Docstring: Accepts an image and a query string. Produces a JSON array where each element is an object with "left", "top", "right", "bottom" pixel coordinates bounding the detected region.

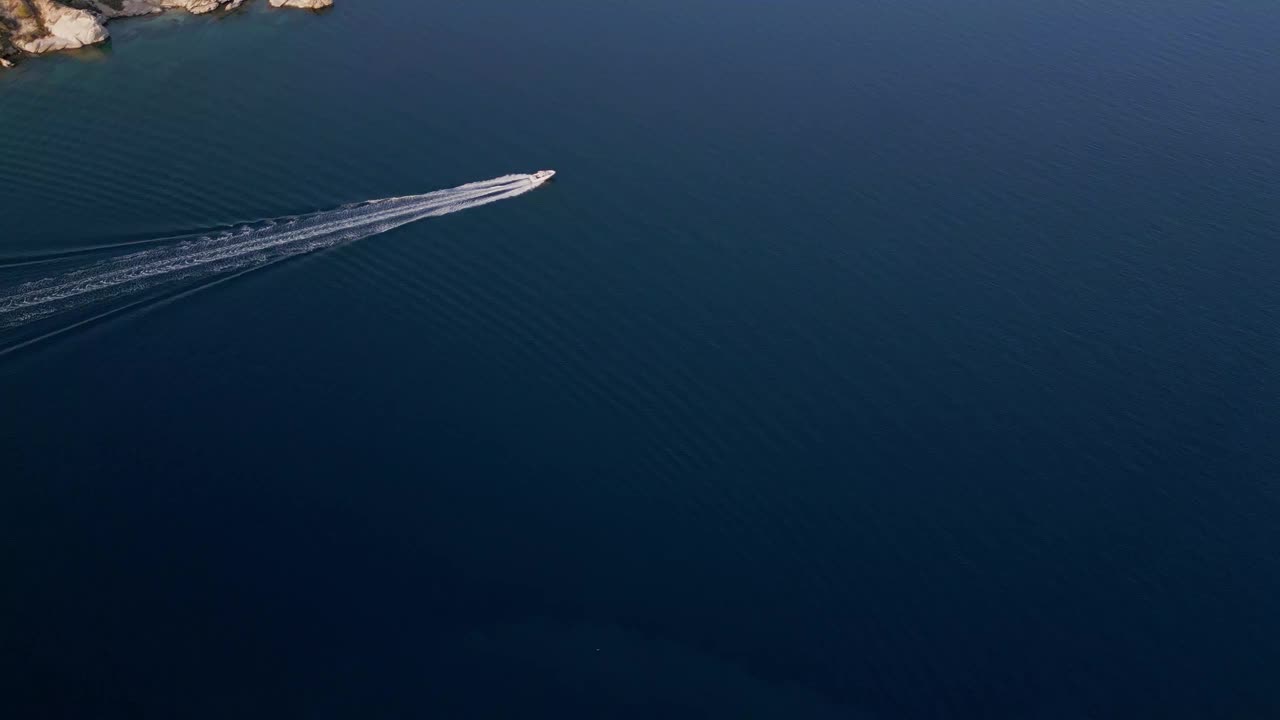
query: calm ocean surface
[{"left": 2, "top": 0, "right": 1279, "bottom": 717}]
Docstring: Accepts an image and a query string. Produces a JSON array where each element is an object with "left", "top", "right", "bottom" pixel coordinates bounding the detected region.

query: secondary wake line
[{"left": 0, "top": 173, "right": 551, "bottom": 332}]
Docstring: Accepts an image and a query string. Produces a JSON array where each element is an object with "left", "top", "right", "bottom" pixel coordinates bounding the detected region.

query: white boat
[{"left": 531, "top": 169, "right": 556, "bottom": 184}]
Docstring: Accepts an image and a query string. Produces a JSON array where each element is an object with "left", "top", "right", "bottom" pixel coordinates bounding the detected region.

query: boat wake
[{"left": 0, "top": 173, "right": 550, "bottom": 349}]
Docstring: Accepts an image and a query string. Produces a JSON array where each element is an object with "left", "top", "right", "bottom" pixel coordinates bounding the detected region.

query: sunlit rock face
[
  {"left": 267, "top": 0, "right": 330, "bottom": 7},
  {"left": 268, "top": 0, "right": 331, "bottom": 8},
  {"left": 0, "top": 0, "right": 331, "bottom": 66},
  {"left": 11, "top": 0, "right": 108, "bottom": 54}
]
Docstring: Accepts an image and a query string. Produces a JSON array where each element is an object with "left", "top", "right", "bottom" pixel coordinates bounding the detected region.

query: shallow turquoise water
[{"left": 2, "top": 1, "right": 1279, "bottom": 717}]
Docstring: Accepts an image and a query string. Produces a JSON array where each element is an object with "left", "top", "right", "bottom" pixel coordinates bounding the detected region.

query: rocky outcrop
[
  {"left": 0, "top": 0, "right": 327, "bottom": 66},
  {"left": 155, "top": 0, "right": 240, "bottom": 14},
  {"left": 1, "top": 0, "right": 57, "bottom": 59},
  {"left": 81, "top": 1, "right": 251, "bottom": 18},
  {"left": 268, "top": 0, "right": 330, "bottom": 8},
  {"left": 14, "top": 0, "right": 107, "bottom": 53}
]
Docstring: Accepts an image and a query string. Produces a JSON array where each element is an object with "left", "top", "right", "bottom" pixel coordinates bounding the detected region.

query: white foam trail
[{"left": 0, "top": 173, "right": 548, "bottom": 331}]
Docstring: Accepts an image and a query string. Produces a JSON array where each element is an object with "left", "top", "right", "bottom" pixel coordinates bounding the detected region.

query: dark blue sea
[{"left": 2, "top": 0, "right": 1278, "bottom": 717}]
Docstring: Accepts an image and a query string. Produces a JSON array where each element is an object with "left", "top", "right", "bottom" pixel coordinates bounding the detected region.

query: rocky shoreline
[{"left": 0, "top": 0, "right": 332, "bottom": 67}]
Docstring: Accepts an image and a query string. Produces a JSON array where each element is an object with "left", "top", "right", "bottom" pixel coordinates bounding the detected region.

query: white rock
[
  {"left": 6, "top": 0, "right": 333, "bottom": 60},
  {"left": 17, "top": 0, "right": 108, "bottom": 53},
  {"left": 170, "top": 0, "right": 221, "bottom": 14},
  {"left": 269, "top": 0, "right": 333, "bottom": 9},
  {"left": 155, "top": 0, "right": 242, "bottom": 14},
  {"left": 88, "top": 1, "right": 246, "bottom": 20}
]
